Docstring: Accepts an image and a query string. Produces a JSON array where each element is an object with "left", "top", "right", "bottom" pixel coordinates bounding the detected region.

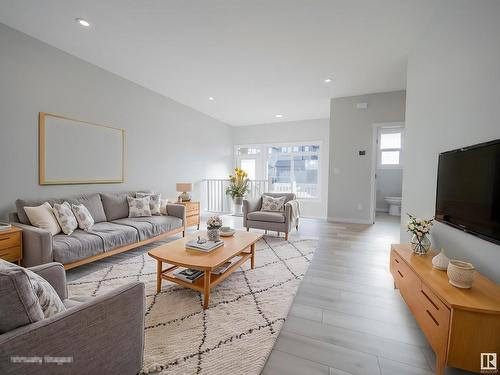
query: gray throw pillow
[
  {"left": 261, "top": 195, "right": 286, "bottom": 212},
  {"left": 52, "top": 202, "right": 78, "bottom": 235},
  {"left": 136, "top": 192, "right": 162, "bottom": 215},
  {"left": 127, "top": 196, "right": 152, "bottom": 217}
]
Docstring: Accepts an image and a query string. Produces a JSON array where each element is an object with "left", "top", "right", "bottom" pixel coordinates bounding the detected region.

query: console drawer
[
  {"left": 0, "top": 231, "right": 21, "bottom": 250},
  {"left": 0, "top": 246, "right": 21, "bottom": 262},
  {"left": 391, "top": 251, "right": 421, "bottom": 310}
]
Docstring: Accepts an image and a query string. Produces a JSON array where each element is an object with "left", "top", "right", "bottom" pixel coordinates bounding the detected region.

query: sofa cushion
[
  {"left": 52, "top": 230, "right": 104, "bottom": 264},
  {"left": 71, "top": 204, "right": 95, "bottom": 232},
  {"left": 247, "top": 211, "right": 286, "bottom": 223},
  {"left": 90, "top": 222, "right": 139, "bottom": 251},
  {"left": 0, "top": 260, "right": 44, "bottom": 333},
  {"left": 100, "top": 193, "right": 130, "bottom": 221},
  {"left": 16, "top": 198, "right": 63, "bottom": 225},
  {"left": 25, "top": 268, "right": 66, "bottom": 318},
  {"left": 112, "top": 216, "right": 183, "bottom": 241},
  {"left": 67, "top": 193, "right": 107, "bottom": 223}
]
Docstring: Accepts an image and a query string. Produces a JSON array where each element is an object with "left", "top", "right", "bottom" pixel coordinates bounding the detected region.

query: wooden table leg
[
  {"left": 156, "top": 260, "right": 162, "bottom": 293},
  {"left": 251, "top": 243, "right": 256, "bottom": 269},
  {"left": 203, "top": 270, "right": 211, "bottom": 309}
]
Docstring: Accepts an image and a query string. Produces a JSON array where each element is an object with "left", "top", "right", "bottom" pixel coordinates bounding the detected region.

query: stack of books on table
[
  {"left": 211, "top": 256, "right": 242, "bottom": 275},
  {"left": 185, "top": 239, "right": 224, "bottom": 252},
  {"left": 173, "top": 268, "right": 204, "bottom": 283}
]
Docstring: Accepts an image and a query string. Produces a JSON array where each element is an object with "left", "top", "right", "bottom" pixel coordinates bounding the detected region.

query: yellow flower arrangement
[{"left": 226, "top": 168, "right": 250, "bottom": 198}]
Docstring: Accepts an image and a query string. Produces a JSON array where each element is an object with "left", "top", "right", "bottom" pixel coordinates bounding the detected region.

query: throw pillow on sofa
[
  {"left": 71, "top": 204, "right": 95, "bottom": 231},
  {"left": 127, "top": 196, "right": 152, "bottom": 217},
  {"left": 52, "top": 202, "right": 78, "bottom": 235},
  {"left": 160, "top": 198, "right": 169, "bottom": 215},
  {"left": 23, "top": 202, "right": 61, "bottom": 235},
  {"left": 261, "top": 195, "right": 286, "bottom": 212},
  {"left": 136, "top": 192, "right": 162, "bottom": 215}
]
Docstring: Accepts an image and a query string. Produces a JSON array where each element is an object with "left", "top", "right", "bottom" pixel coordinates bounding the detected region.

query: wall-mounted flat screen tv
[{"left": 435, "top": 139, "right": 500, "bottom": 245}]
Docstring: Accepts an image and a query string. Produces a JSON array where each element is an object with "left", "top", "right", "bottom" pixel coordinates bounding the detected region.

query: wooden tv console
[{"left": 390, "top": 244, "right": 500, "bottom": 374}]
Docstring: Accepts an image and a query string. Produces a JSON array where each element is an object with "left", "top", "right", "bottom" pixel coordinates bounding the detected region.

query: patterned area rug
[{"left": 66, "top": 233, "right": 317, "bottom": 375}]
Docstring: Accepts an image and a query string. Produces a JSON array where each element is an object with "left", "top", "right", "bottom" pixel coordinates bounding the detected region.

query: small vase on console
[
  {"left": 410, "top": 234, "right": 431, "bottom": 255},
  {"left": 432, "top": 248, "right": 450, "bottom": 270}
]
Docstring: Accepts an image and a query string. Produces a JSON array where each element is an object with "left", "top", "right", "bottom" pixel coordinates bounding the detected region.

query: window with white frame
[
  {"left": 378, "top": 127, "right": 403, "bottom": 168},
  {"left": 235, "top": 143, "right": 321, "bottom": 200}
]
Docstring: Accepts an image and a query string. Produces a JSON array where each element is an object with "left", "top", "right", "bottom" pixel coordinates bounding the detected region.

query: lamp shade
[{"left": 176, "top": 183, "right": 192, "bottom": 192}]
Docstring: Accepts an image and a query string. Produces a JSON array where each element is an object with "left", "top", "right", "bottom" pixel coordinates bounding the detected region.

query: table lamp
[{"left": 176, "top": 183, "right": 192, "bottom": 202}]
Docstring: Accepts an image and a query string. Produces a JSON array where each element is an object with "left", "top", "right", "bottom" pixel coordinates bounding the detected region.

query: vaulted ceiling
[{"left": 0, "top": 0, "right": 437, "bottom": 125}]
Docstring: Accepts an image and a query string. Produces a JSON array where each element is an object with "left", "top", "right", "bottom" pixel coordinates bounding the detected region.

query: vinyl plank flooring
[
  {"left": 273, "top": 330, "right": 381, "bottom": 375},
  {"left": 262, "top": 350, "right": 330, "bottom": 375},
  {"left": 288, "top": 303, "right": 323, "bottom": 322},
  {"left": 282, "top": 316, "right": 429, "bottom": 369}
]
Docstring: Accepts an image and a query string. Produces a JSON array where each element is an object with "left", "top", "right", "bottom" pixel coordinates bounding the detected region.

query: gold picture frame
[{"left": 39, "top": 112, "right": 126, "bottom": 185}]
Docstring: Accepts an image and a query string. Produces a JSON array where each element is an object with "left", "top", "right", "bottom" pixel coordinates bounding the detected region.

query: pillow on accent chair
[
  {"left": 71, "top": 204, "right": 95, "bottom": 231},
  {"left": 127, "top": 196, "right": 152, "bottom": 217},
  {"left": 23, "top": 202, "right": 61, "bottom": 235},
  {"left": 261, "top": 195, "right": 286, "bottom": 212},
  {"left": 136, "top": 192, "right": 161, "bottom": 215},
  {"left": 0, "top": 259, "right": 66, "bottom": 331},
  {"left": 52, "top": 202, "right": 78, "bottom": 235}
]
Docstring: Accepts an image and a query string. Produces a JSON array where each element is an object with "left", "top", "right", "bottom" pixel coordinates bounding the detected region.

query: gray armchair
[
  {"left": 0, "top": 262, "right": 145, "bottom": 375},
  {"left": 243, "top": 193, "right": 299, "bottom": 240}
]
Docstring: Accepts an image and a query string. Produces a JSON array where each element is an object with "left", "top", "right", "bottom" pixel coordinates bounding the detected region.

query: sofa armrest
[
  {"left": 0, "top": 282, "right": 145, "bottom": 375},
  {"left": 29, "top": 263, "right": 67, "bottom": 300},
  {"left": 11, "top": 223, "right": 53, "bottom": 267},
  {"left": 166, "top": 203, "right": 186, "bottom": 223}
]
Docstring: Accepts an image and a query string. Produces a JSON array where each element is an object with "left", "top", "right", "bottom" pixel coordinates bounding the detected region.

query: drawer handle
[
  {"left": 397, "top": 270, "right": 404, "bottom": 278},
  {"left": 394, "top": 258, "right": 399, "bottom": 264},
  {"left": 426, "top": 310, "right": 439, "bottom": 326},
  {"left": 421, "top": 290, "right": 439, "bottom": 311},
  {"left": 0, "top": 237, "right": 10, "bottom": 241}
]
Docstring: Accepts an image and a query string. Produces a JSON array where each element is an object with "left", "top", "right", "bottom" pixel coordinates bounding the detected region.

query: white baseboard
[{"left": 327, "top": 217, "right": 373, "bottom": 225}]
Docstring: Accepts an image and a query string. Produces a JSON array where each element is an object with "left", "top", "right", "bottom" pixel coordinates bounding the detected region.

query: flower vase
[
  {"left": 410, "top": 234, "right": 431, "bottom": 255},
  {"left": 232, "top": 196, "right": 244, "bottom": 216},
  {"left": 207, "top": 228, "right": 220, "bottom": 242}
]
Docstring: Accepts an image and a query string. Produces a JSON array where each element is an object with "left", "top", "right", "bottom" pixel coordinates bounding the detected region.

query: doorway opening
[{"left": 370, "top": 122, "right": 404, "bottom": 223}]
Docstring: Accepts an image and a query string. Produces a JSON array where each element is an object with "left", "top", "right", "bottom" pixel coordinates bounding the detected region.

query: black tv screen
[{"left": 435, "top": 139, "right": 500, "bottom": 245}]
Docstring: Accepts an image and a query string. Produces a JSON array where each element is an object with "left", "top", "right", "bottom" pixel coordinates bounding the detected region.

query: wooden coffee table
[{"left": 148, "top": 230, "right": 262, "bottom": 309}]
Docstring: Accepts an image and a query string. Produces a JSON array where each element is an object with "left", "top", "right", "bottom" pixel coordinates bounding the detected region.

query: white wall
[
  {"left": 232, "top": 119, "right": 330, "bottom": 218},
  {"left": 376, "top": 169, "right": 403, "bottom": 212},
  {"left": 402, "top": 0, "right": 500, "bottom": 282},
  {"left": 328, "top": 91, "right": 406, "bottom": 223},
  {"left": 0, "top": 24, "right": 233, "bottom": 219}
]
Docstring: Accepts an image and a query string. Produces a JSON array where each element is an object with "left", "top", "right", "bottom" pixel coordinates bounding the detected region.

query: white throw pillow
[
  {"left": 261, "top": 195, "right": 286, "bottom": 212},
  {"left": 127, "top": 196, "right": 152, "bottom": 217},
  {"left": 24, "top": 202, "right": 61, "bottom": 235},
  {"left": 52, "top": 202, "right": 78, "bottom": 235},
  {"left": 71, "top": 204, "right": 95, "bottom": 231},
  {"left": 136, "top": 192, "right": 161, "bottom": 215},
  {"left": 160, "top": 198, "right": 169, "bottom": 215}
]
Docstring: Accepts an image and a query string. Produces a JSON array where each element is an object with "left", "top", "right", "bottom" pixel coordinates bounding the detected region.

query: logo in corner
[{"left": 481, "top": 353, "right": 498, "bottom": 374}]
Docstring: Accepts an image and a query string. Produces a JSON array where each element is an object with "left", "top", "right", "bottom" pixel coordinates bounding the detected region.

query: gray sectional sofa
[{"left": 9, "top": 192, "right": 186, "bottom": 268}]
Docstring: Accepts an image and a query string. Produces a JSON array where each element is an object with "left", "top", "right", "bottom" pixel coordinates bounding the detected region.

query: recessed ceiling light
[
  {"left": 208, "top": 97, "right": 215, "bottom": 101},
  {"left": 275, "top": 114, "right": 284, "bottom": 118},
  {"left": 324, "top": 78, "right": 332, "bottom": 83},
  {"left": 75, "top": 18, "right": 90, "bottom": 27}
]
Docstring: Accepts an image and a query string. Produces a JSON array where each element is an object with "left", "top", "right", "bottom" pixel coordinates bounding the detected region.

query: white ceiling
[{"left": 0, "top": 0, "right": 437, "bottom": 126}]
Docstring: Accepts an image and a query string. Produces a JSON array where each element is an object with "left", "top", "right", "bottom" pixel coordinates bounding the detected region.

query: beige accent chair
[{"left": 242, "top": 193, "right": 299, "bottom": 240}]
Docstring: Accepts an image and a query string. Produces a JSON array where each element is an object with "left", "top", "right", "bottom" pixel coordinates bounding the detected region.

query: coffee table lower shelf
[{"left": 156, "top": 250, "right": 253, "bottom": 309}]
